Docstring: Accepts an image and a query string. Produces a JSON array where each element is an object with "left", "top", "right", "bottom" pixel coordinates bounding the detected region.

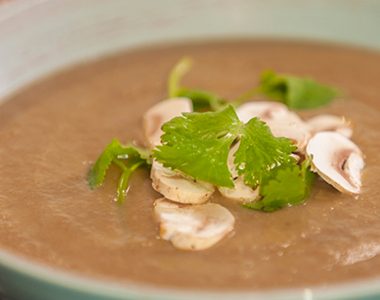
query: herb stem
[
  {"left": 116, "top": 161, "right": 144, "bottom": 204},
  {"left": 168, "top": 57, "right": 193, "bottom": 98}
]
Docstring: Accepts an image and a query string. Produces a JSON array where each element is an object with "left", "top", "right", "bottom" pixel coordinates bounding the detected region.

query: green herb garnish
[
  {"left": 88, "top": 139, "right": 151, "bottom": 203},
  {"left": 245, "top": 159, "right": 315, "bottom": 212},
  {"left": 154, "top": 105, "right": 296, "bottom": 190},
  {"left": 88, "top": 58, "right": 340, "bottom": 211},
  {"left": 258, "top": 70, "right": 339, "bottom": 109},
  {"left": 168, "top": 58, "right": 339, "bottom": 111},
  {"left": 176, "top": 88, "right": 228, "bottom": 112},
  {"left": 234, "top": 117, "right": 297, "bottom": 187},
  {"left": 154, "top": 105, "right": 315, "bottom": 211},
  {"left": 168, "top": 57, "right": 227, "bottom": 111},
  {"left": 168, "top": 56, "right": 193, "bottom": 98},
  {"left": 154, "top": 105, "right": 239, "bottom": 187}
]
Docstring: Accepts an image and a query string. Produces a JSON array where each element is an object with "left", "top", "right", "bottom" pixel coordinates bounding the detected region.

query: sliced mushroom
[
  {"left": 219, "top": 177, "right": 260, "bottom": 204},
  {"left": 154, "top": 198, "right": 235, "bottom": 251},
  {"left": 143, "top": 97, "right": 192, "bottom": 148},
  {"left": 151, "top": 161, "right": 215, "bottom": 204},
  {"left": 306, "top": 132, "right": 365, "bottom": 194},
  {"left": 236, "top": 101, "right": 310, "bottom": 151},
  {"left": 306, "top": 114, "right": 352, "bottom": 138},
  {"left": 236, "top": 101, "right": 291, "bottom": 123},
  {"left": 217, "top": 143, "right": 259, "bottom": 203},
  {"left": 268, "top": 119, "right": 311, "bottom": 151}
]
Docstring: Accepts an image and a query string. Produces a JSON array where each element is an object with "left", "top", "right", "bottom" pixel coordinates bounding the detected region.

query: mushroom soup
[{"left": 0, "top": 40, "right": 379, "bottom": 290}]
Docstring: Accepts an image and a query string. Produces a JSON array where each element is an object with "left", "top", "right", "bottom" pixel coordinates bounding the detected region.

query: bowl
[{"left": 0, "top": 1, "right": 379, "bottom": 299}]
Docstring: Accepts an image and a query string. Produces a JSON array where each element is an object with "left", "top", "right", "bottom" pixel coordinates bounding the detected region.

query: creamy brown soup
[{"left": 0, "top": 40, "right": 380, "bottom": 291}]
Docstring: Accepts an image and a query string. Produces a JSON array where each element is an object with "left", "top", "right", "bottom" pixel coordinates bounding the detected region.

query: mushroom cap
[
  {"left": 236, "top": 101, "right": 310, "bottom": 151},
  {"left": 236, "top": 101, "right": 291, "bottom": 123},
  {"left": 268, "top": 119, "right": 311, "bottom": 151},
  {"left": 151, "top": 161, "right": 215, "bottom": 204},
  {"left": 306, "top": 132, "right": 364, "bottom": 194},
  {"left": 306, "top": 114, "right": 352, "bottom": 138},
  {"left": 143, "top": 97, "right": 192, "bottom": 148},
  {"left": 154, "top": 198, "right": 235, "bottom": 251}
]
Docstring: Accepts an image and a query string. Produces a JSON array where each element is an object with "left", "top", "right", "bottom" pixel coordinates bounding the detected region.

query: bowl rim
[
  {"left": 1, "top": 1, "right": 380, "bottom": 299},
  {"left": 1, "top": 247, "right": 380, "bottom": 300},
  {"left": 1, "top": 40, "right": 379, "bottom": 300}
]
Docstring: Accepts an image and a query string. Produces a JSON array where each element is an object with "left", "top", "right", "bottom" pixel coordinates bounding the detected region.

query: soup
[{"left": 0, "top": 40, "right": 380, "bottom": 290}]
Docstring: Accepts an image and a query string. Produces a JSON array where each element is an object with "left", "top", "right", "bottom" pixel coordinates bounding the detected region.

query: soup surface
[{"left": 0, "top": 40, "right": 380, "bottom": 290}]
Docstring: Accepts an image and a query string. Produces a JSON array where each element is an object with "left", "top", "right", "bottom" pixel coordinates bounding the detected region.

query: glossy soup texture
[{"left": 0, "top": 40, "right": 380, "bottom": 290}]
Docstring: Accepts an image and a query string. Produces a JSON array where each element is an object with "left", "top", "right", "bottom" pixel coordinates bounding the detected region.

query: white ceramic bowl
[{"left": 0, "top": 1, "right": 379, "bottom": 299}]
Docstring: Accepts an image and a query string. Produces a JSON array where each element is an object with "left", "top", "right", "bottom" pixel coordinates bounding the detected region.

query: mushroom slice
[
  {"left": 219, "top": 177, "right": 259, "bottom": 204},
  {"left": 151, "top": 161, "right": 214, "bottom": 204},
  {"left": 217, "top": 143, "right": 259, "bottom": 203},
  {"left": 236, "top": 101, "right": 291, "bottom": 123},
  {"left": 306, "top": 132, "right": 365, "bottom": 194},
  {"left": 236, "top": 101, "right": 310, "bottom": 151},
  {"left": 143, "top": 97, "right": 192, "bottom": 148},
  {"left": 268, "top": 119, "right": 311, "bottom": 151},
  {"left": 154, "top": 198, "right": 235, "bottom": 251},
  {"left": 306, "top": 114, "right": 352, "bottom": 138}
]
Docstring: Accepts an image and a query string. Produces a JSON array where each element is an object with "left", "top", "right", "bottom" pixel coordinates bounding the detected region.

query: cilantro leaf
[
  {"left": 245, "top": 160, "right": 315, "bottom": 212},
  {"left": 154, "top": 105, "right": 296, "bottom": 190},
  {"left": 259, "top": 70, "right": 339, "bottom": 109},
  {"left": 154, "top": 105, "right": 241, "bottom": 187},
  {"left": 88, "top": 139, "right": 151, "bottom": 203},
  {"left": 235, "top": 118, "right": 296, "bottom": 187},
  {"left": 88, "top": 139, "right": 130, "bottom": 189},
  {"left": 168, "top": 58, "right": 339, "bottom": 111},
  {"left": 167, "top": 57, "right": 228, "bottom": 111}
]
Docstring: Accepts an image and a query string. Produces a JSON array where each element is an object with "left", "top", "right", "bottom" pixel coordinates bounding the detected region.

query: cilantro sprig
[
  {"left": 258, "top": 70, "right": 339, "bottom": 109},
  {"left": 88, "top": 58, "right": 338, "bottom": 211},
  {"left": 234, "top": 118, "right": 296, "bottom": 187},
  {"left": 88, "top": 139, "right": 151, "bottom": 203},
  {"left": 154, "top": 106, "right": 241, "bottom": 187},
  {"left": 245, "top": 159, "right": 315, "bottom": 212},
  {"left": 153, "top": 105, "right": 315, "bottom": 211},
  {"left": 168, "top": 57, "right": 339, "bottom": 111},
  {"left": 168, "top": 56, "right": 193, "bottom": 98},
  {"left": 155, "top": 105, "right": 295, "bottom": 187},
  {"left": 168, "top": 57, "right": 228, "bottom": 111}
]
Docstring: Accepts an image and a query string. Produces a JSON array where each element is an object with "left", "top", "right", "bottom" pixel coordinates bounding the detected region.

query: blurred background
[{"left": 0, "top": 0, "right": 379, "bottom": 99}]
